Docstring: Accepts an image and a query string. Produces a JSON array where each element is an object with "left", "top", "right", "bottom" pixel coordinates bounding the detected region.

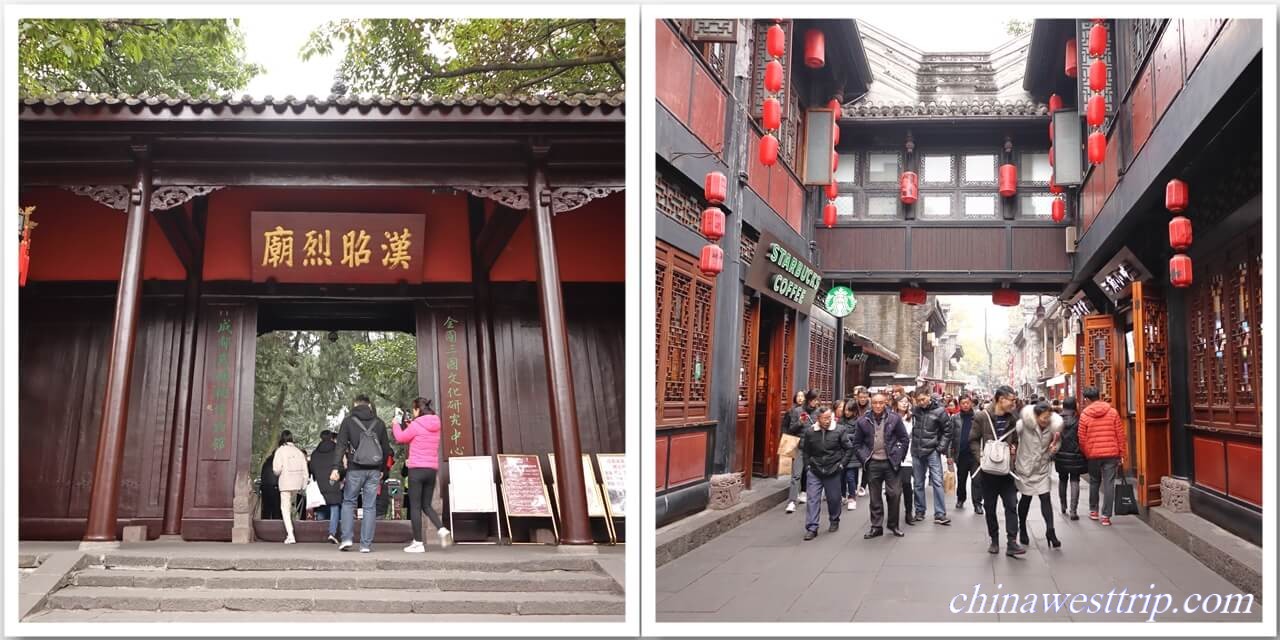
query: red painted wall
[
  {"left": 746, "top": 131, "right": 806, "bottom": 233},
  {"left": 20, "top": 187, "right": 185, "bottom": 282},
  {"left": 202, "top": 188, "right": 472, "bottom": 282},
  {"left": 655, "top": 21, "right": 726, "bottom": 155},
  {"left": 490, "top": 192, "right": 625, "bottom": 283}
]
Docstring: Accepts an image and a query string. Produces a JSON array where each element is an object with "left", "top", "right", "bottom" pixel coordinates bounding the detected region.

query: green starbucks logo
[{"left": 825, "top": 286, "right": 857, "bottom": 318}]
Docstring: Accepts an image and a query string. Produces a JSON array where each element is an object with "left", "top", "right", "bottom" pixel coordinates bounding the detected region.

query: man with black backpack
[{"left": 330, "top": 395, "right": 392, "bottom": 552}]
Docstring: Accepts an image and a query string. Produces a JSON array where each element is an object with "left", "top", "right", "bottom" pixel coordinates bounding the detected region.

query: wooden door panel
[
  {"left": 1131, "top": 281, "right": 1171, "bottom": 506},
  {"left": 736, "top": 294, "right": 760, "bottom": 488}
]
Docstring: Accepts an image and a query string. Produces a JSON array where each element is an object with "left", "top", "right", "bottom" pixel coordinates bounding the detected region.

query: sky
[
  {"left": 240, "top": 17, "right": 343, "bottom": 97},
  {"left": 862, "top": 13, "right": 1034, "bottom": 51}
]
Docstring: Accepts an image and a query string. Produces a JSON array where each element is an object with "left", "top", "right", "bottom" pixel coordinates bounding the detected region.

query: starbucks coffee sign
[
  {"left": 824, "top": 286, "right": 857, "bottom": 318},
  {"left": 746, "top": 230, "right": 822, "bottom": 312}
]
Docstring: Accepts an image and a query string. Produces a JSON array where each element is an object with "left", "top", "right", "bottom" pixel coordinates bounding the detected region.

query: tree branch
[
  {"left": 425, "top": 54, "right": 623, "bottom": 81},
  {"left": 511, "top": 65, "right": 573, "bottom": 92}
]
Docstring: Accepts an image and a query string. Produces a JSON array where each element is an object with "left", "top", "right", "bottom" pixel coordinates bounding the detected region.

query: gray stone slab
[
  {"left": 656, "top": 557, "right": 719, "bottom": 593},
  {"left": 660, "top": 572, "right": 748, "bottom": 613},
  {"left": 786, "top": 572, "right": 872, "bottom": 621}
]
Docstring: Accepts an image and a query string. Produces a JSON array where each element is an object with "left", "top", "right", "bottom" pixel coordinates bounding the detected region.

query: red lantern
[
  {"left": 699, "top": 243, "right": 724, "bottom": 276},
  {"left": 1049, "top": 174, "right": 1063, "bottom": 194},
  {"left": 1086, "top": 94, "right": 1106, "bottom": 127},
  {"left": 1049, "top": 120, "right": 1054, "bottom": 142},
  {"left": 824, "top": 182, "right": 839, "bottom": 200},
  {"left": 1165, "top": 178, "right": 1189, "bottom": 213},
  {"left": 1169, "top": 216, "right": 1193, "bottom": 250},
  {"left": 762, "top": 97, "right": 782, "bottom": 131},
  {"left": 759, "top": 134, "right": 779, "bottom": 166},
  {"left": 703, "top": 171, "right": 727, "bottom": 204},
  {"left": 1049, "top": 144, "right": 1054, "bottom": 167},
  {"left": 766, "top": 25, "right": 786, "bottom": 58},
  {"left": 700, "top": 207, "right": 725, "bottom": 241},
  {"left": 804, "top": 29, "right": 826, "bottom": 68},
  {"left": 1088, "top": 131, "right": 1106, "bottom": 165},
  {"left": 992, "top": 288, "right": 1021, "bottom": 307},
  {"left": 1065, "top": 38, "right": 1078, "bottom": 78},
  {"left": 832, "top": 122, "right": 840, "bottom": 146},
  {"left": 1089, "top": 59, "right": 1107, "bottom": 92},
  {"left": 899, "top": 287, "right": 927, "bottom": 306},
  {"left": 1088, "top": 22, "right": 1107, "bottom": 57},
  {"left": 1169, "top": 253, "right": 1193, "bottom": 288},
  {"left": 19, "top": 238, "right": 30, "bottom": 287},
  {"left": 998, "top": 163, "right": 1018, "bottom": 198},
  {"left": 899, "top": 171, "right": 919, "bottom": 205},
  {"left": 831, "top": 150, "right": 839, "bottom": 173},
  {"left": 1048, "top": 93, "right": 1063, "bottom": 114},
  {"left": 764, "top": 60, "right": 783, "bottom": 93},
  {"left": 1051, "top": 197, "right": 1066, "bottom": 223},
  {"left": 823, "top": 202, "right": 837, "bottom": 228}
]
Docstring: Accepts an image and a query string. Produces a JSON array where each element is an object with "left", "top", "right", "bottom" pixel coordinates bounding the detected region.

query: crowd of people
[
  {"left": 781, "top": 383, "right": 1128, "bottom": 557},
  {"left": 259, "top": 394, "right": 453, "bottom": 553}
]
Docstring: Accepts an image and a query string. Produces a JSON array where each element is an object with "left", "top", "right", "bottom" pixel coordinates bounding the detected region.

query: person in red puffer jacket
[{"left": 1077, "top": 387, "right": 1127, "bottom": 526}]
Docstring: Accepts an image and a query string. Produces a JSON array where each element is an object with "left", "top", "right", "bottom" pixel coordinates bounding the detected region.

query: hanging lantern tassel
[
  {"left": 1087, "top": 131, "right": 1106, "bottom": 165},
  {"left": 699, "top": 243, "right": 724, "bottom": 276},
  {"left": 1051, "top": 196, "right": 1066, "bottom": 223},
  {"left": 1169, "top": 253, "right": 1193, "bottom": 288},
  {"left": 759, "top": 133, "right": 779, "bottom": 166},
  {"left": 823, "top": 202, "right": 837, "bottom": 228}
]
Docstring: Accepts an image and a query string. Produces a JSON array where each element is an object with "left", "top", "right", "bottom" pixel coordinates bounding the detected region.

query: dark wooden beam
[
  {"left": 82, "top": 142, "right": 152, "bottom": 545},
  {"left": 467, "top": 195, "right": 504, "bottom": 456},
  {"left": 475, "top": 204, "right": 527, "bottom": 273},
  {"left": 152, "top": 208, "right": 196, "bottom": 274}
]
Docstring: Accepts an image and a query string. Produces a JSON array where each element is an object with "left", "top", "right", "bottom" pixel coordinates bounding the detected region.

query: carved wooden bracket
[
  {"left": 61, "top": 185, "right": 224, "bottom": 211},
  {"left": 460, "top": 186, "right": 624, "bottom": 214}
]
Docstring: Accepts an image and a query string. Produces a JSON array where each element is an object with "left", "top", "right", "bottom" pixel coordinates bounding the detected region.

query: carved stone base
[
  {"left": 1160, "top": 476, "right": 1192, "bottom": 513},
  {"left": 708, "top": 473, "right": 744, "bottom": 511}
]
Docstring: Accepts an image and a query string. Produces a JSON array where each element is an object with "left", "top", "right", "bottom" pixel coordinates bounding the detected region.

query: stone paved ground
[{"left": 656, "top": 478, "right": 1260, "bottom": 623}]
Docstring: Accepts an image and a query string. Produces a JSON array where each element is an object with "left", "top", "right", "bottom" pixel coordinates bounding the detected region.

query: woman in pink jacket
[{"left": 391, "top": 397, "right": 452, "bottom": 553}]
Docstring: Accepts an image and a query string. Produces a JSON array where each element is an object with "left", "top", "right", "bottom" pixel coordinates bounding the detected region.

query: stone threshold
[
  {"left": 1146, "top": 505, "right": 1261, "bottom": 598},
  {"left": 655, "top": 476, "right": 790, "bottom": 567}
]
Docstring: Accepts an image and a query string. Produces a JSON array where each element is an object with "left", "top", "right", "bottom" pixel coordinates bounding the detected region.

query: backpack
[
  {"left": 351, "top": 418, "right": 384, "bottom": 467},
  {"left": 979, "top": 411, "right": 1015, "bottom": 476}
]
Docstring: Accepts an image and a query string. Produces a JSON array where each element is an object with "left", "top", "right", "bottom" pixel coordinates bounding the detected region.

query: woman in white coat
[
  {"left": 1014, "top": 402, "right": 1062, "bottom": 548},
  {"left": 271, "top": 430, "right": 310, "bottom": 544}
]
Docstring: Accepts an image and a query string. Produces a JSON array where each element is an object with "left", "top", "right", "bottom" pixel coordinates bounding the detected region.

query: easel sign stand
[
  {"left": 447, "top": 456, "right": 503, "bottom": 544},
  {"left": 496, "top": 454, "right": 558, "bottom": 545},
  {"left": 596, "top": 453, "right": 626, "bottom": 544},
  {"left": 548, "top": 453, "right": 615, "bottom": 544}
]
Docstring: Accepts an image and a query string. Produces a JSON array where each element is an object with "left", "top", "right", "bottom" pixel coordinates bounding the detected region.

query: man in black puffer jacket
[
  {"left": 910, "top": 388, "right": 953, "bottom": 525},
  {"left": 799, "top": 406, "right": 851, "bottom": 540},
  {"left": 308, "top": 430, "right": 345, "bottom": 544}
]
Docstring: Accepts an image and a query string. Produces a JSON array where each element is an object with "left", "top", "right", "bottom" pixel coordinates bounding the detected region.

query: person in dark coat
[
  {"left": 799, "top": 406, "right": 852, "bottom": 540},
  {"left": 784, "top": 390, "right": 819, "bottom": 513},
  {"left": 1054, "top": 397, "right": 1087, "bottom": 521},
  {"left": 849, "top": 392, "right": 911, "bottom": 539},
  {"left": 969, "top": 385, "right": 1024, "bottom": 557},
  {"left": 837, "top": 397, "right": 863, "bottom": 511},
  {"left": 308, "top": 430, "right": 345, "bottom": 543},
  {"left": 259, "top": 452, "right": 281, "bottom": 520},
  {"left": 910, "top": 388, "right": 954, "bottom": 525},
  {"left": 948, "top": 395, "right": 984, "bottom": 515},
  {"left": 331, "top": 395, "right": 392, "bottom": 552}
]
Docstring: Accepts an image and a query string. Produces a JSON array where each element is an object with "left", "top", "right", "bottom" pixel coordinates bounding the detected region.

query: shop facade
[
  {"left": 1025, "top": 18, "right": 1262, "bottom": 543},
  {"left": 18, "top": 93, "right": 625, "bottom": 545},
  {"left": 654, "top": 19, "right": 872, "bottom": 525}
]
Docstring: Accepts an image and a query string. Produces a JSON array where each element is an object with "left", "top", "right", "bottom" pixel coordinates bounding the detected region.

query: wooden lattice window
[
  {"left": 656, "top": 241, "right": 717, "bottom": 427},
  {"left": 808, "top": 322, "right": 836, "bottom": 403},
  {"left": 656, "top": 170, "right": 703, "bottom": 235},
  {"left": 1187, "top": 230, "right": 1261, "bottom": 432},
  {"left": 780, "top": 310, "right": 792, "bottom": 405},
  {"left": 740, "top": 228, "right": 758, "bottom": 266},
  {"left": 1139, "top": 295, "right": 1169, "bottom": 406},
  {"left": 738, "top": 294, "right": 757, "bottom": 408},
  {"left": 1085, "top": 323, "right": 1116, "bottom": 405},
  {"left": 674, "top": 19, "right": 736, "bottom": 88}
]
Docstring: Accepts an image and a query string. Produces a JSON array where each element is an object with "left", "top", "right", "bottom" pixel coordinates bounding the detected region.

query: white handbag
[
  {"left": 305, "top": 477, "right": 325, "bottom": 509},
  {"left": 979, "top": 412, "right": 1015, "bottom": 476}
]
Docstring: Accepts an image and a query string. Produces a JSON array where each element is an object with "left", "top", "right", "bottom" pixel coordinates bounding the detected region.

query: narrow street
[{"left": 656, "top": 477, "right": 1258, "bottom": 623}]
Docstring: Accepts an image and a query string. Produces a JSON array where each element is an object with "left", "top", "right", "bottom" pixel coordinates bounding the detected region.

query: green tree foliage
[
  {"left": 301, "top": 19, "right": 624, "bottom": 96},
  {"left": 1006, "top": 19, "right": 1033, "bottom": 37},
  {"left": 251, "top": 331, "right": 418, "bottom": 482},
  {"left": 18, "top": 18, "right": 263, "bottom": 96}
]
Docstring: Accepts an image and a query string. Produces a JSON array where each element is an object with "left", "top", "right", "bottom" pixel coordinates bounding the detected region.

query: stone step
[
  {"left": 73, "top": 568, "right": 619, "bottom": 593},
  {"left": 48, "top": 586, "right": 624, "bottom": 616},
  {"left": 92, "top": 553, "right": 599, "bottom": 573},
  {"left": 28, "top": 609, "right": 624, "bottom": 622}
]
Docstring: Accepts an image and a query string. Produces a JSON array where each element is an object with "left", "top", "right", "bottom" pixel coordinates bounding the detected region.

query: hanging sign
[
  {"left": 745, "top": 230, "right": 822, "bottom": 312},
  {"left": 250, "top": 211, "right": 426, "bottom": 284},
  {"left": 824, "top": 285, "right": 857, "bottom": 317},
  {"left": 497, "top": 454, "right": 553, "bottom": 518},
  {"left": 1092, "top": 247, "right": 1153, "bottom": 303}
]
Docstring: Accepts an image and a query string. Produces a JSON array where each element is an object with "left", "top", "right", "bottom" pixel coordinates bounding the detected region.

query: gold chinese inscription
[
  {"left": 261, "top": 226, "right": 294, "bottom": 268},
  {"left": 341, "top": 230, "right": 373, "bottom": 268},
  {"left": 303, "top": 230, "right": 333, "bottom": 266},
  {"left": 381, "top": 228, "right": 413, "bottom": 270}
]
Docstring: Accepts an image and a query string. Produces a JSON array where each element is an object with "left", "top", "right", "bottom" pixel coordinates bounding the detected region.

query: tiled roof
[
  {"left": 843, "top": 99, "right": 1048, "bottom": 119},
  {"left": 19, "top": 91, "right": 624, "bottom": 115}
]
